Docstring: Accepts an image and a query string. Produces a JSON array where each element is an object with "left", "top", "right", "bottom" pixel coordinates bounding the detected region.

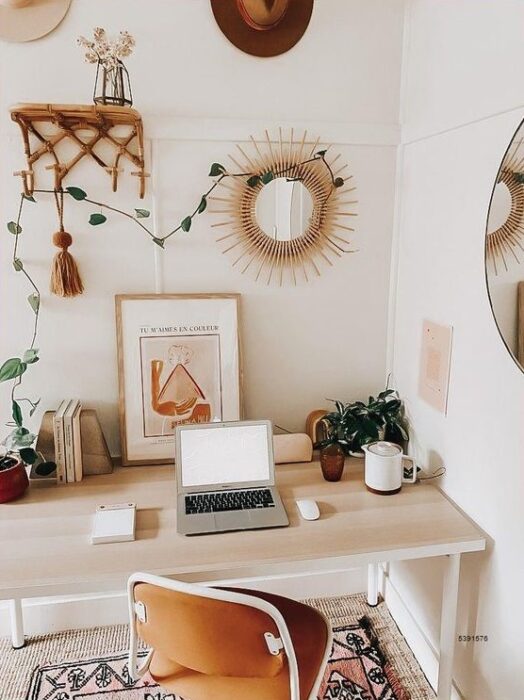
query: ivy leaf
[
  {"left": 152, "top": 237, "right": 165, "bottom": 249},
  {"left": 13, "top": 258, "right": 24, "bottom": 272},
  {"left": 23, "top": 194, "right": 36, "bottom": 203},
  {"left": 89, "top": 213, "right": 107, "bottom": 226},
  {"left": 316, "top": 149, "right": 327, "bottom": 157},
  {"left": 19, "top": 447, "right": 38, "bottom": 465},
  {"left": 334, "top": 177, "right": 345, "bottom": 188},
  {"left": 135, "top": 208, "right": 150, "bottom": 219},
  {"left": 29, "top": 399, "right": 41, "bottom": 417},
  {"left": 261, "top": 171, "right": 275, "bottom": 185},
  {"left": 209, "top": 162, "right": 226, "bottom": 177},
  {"left": 181, "top": 216, "right": 192, "bottom": 232},
  {"left": 197, "top": 196, "right": 207, "bottom": 214},
  {"left": 0, "top": 358, "right": 26, "bottom": 382},
  {"left": 7, "top": 221, "right": 22, "bottom": 235},
  {"left": 66, "top": 186, "right": 87, "bottom": 201},
  {"left": 12, "top": 400, "right": 23, "bottom": 428},
  {"left": 247, "top": 175, "right": 261, "bottom": 188},
  {"left": 23, "top": 349, "right": 39, "bottom": 364},
  {"left": 27, "top": 293, "right": 40, "bottom": 315},
  {"left": 35, "top": 460, "right": 57, "bottom": 476}
]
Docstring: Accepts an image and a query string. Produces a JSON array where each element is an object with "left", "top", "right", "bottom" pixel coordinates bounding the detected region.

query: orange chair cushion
[{"left": 147, "top": 588, "right": 329, "bottom": 700}]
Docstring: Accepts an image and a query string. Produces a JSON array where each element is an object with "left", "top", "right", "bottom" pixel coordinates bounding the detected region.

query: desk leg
[
  {"left": 367, "top": 563, "right": 379, "bottom": 606},
  {"left": 437, "top": 553, "right": 460, "bottom": 700},
  {"left": 9, "top": 599, "right": 25, "bottom": 649}
]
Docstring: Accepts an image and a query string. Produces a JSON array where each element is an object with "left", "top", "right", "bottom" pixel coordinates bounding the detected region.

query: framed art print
[{"left": 115, "top": 294, "right": 242, "bottom": 465}]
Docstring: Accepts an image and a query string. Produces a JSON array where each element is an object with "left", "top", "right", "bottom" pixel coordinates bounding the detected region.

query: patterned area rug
[{"left": 25, "top": 617, "right": 408, "bottom": 700}]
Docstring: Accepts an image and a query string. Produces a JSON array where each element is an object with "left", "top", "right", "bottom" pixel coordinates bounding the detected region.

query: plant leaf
[
  {"left": 7, "top": 221, "right": 22, "bottom": 235},
  {"left": 261, "top": 171, "right": 274, "bottom": 185},
  {"left": 66, "top": 186, "right": 87, "bottom": 201},
  {"left": 29, "top": 398, "right": 41, "bottom": 417},
  {"left": 23, "top": 348, "right": 39, "bottom": 364},
  {"left": 197, "top": 196, "right": 207, "bottom": 214},
  {"left": 27, "top": 293, "right": 40, "bottom": 314},
  {"left": 13, "top": 258, "right": 24, "bottom": 272},
  {"left": 19, "top": 447, "right": 38, "bottom": 465},
  {"left": 35, "top": 460, "right": 57, "bottom": 476},
  {"left": 23, "top": 193, "right": 36, "bottom": 203},
  {"left": 209, "top": 163, "right": 226, "bottom": 177},
  {"left": 0, "top": 358, "right": 26, "bottom": 382},
  {"left": 316, "top": 149, "right": 327, "bottom": 157},
  {"left": 152, "top": 237, "right": 165, "bottom": 248},
  {"left": 247, "top": 175, "right": 261, "bottom": 188},
  {"left": 12, "top": 400, "right": 23, "bottom": 428},
  {"left": 135, "top": 208, "right": 150, "bottom": 218},
  {"left": 181, "top": 216, "right": 192, "bottom": 232},
  {"left": 89, "top": 213, "right": 107, "bottom": 226}
]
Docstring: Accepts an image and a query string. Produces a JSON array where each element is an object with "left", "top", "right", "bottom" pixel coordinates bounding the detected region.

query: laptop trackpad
[{"left": 215, "top": 511, "right": 252, "bottom": 531}]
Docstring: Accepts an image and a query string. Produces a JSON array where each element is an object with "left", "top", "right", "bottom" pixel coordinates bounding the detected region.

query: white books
[
  {"left": 53, "top": 400, "right": 70, "bottom": 485},
  {"left": 91, "top": 503, "right": 136, "bottom": 544},
  {"left": 72, "top": 402, "right": 83, "bottom": 482},
  {"left": 63, "top": 400, "right": 80, "bottom": 484}
]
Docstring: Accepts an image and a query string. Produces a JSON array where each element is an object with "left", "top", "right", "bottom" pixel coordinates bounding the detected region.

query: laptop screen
[{"left": 179, "top": 423, "right": 272, "bottom": 489}]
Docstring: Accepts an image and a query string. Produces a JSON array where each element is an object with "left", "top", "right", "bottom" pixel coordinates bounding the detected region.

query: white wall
[
  {"left": 0, "top": 0, "right": 404, "bottom": 454},
  {"left": 391, "top": 2, "right": 524, "bottom": 698}
]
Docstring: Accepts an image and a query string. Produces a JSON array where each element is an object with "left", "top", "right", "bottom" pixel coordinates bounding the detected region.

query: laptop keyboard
[{"left": 185, "top": 488, "right": 275, "bottom": 515}]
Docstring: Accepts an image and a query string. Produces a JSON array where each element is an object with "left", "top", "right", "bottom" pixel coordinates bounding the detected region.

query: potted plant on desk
[{"left": 315, "top": 389, "right": 409, "bottom": 480}]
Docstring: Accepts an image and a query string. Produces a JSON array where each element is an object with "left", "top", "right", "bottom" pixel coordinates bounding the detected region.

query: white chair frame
[{"left": 128, "top": 572, "right": 333, "bottom": 700}]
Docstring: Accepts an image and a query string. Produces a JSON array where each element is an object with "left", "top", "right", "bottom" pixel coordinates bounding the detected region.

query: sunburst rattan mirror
[
  {"left": 210, "top": 130, "right": 357, "bottom": 285},
  {"left": 486, "top": 131, "right": 524, "bottom": 275}
]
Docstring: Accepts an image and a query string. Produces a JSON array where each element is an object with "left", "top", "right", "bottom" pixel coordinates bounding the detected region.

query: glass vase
[{"left": 93, "top": 60, "right": 133, "bottom": 107}]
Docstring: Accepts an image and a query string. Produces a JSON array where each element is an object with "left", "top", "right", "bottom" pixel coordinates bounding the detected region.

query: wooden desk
[{"left": 0, "top": 459, "right": 485, "bottom": 700}]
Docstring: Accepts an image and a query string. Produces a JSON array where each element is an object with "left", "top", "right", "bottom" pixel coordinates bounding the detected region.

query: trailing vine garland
[{"left": 1, "top": 150, "right": 343, "bottom": 466}]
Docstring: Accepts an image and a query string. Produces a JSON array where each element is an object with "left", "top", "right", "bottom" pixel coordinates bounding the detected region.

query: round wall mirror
[
  {"left": 485, "top": 119, "right": 524, "bottom": 372},
  {"left": 255, "top": 177, "right": 314, "bottom": 241}
]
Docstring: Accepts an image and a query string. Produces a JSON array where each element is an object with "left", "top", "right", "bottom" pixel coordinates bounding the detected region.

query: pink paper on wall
[{"left": 418, "top": 320, "right": 453, "bottom": 414}]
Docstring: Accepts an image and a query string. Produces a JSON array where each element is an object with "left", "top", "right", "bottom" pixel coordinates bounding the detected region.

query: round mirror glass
[
  {"left": 487, "top": 181, "right": 512, "bottom": 234},
  {"left": 256, "top": 177, "right": 314, "bottom": 240},
  {"left": 485, "top": 120, "right": 524, "bottom": 372}
]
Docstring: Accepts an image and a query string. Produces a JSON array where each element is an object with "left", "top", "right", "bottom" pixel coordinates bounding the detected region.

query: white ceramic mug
[{"left": 362, "top": 441, "right": 416, "bottom": 495}]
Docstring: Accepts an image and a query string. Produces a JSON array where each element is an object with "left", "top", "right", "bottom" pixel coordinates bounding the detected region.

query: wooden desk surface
[{"left": 0, "top": 459, "right": 485, "bottom": 599}]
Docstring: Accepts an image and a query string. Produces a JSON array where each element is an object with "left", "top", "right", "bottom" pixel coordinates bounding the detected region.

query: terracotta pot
[
  {"left": 0, "top": 458, "right": 29, "bottom": 503},
  {"left": 320, "top": 443, "right": 345, "bottom": 482}
]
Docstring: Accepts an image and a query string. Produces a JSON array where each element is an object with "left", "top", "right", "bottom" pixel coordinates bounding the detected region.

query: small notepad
[{"left": 91, "top": 503, "right": 136, "bottom": 544}]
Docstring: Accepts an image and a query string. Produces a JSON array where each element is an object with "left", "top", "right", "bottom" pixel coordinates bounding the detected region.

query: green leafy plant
[
  {"left": 22, "top": 149, "right": 342, "bottom": 251},
  {"left": 1, "top": 194, "right": 55, "bottom": 475},
  {"left": 315, "top": 389, "right": 409, "bottom": 455}
]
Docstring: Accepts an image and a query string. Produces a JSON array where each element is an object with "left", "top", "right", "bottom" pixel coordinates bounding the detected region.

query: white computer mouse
[{"left": 296, "top": 499, "right": 320, "bottom": 521}]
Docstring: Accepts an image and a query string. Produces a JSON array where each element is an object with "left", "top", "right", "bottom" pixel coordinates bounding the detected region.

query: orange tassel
[{"left": 50, "top": 230, "right": 84, "bottom": 297}]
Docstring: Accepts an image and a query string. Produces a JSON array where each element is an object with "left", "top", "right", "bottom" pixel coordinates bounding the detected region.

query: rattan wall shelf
[{"left": 10, "top": 103, "right": 148, "bottom": 198}]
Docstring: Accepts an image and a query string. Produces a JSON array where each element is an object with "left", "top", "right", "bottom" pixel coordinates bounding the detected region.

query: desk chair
[{"left": 128, "top": 572, "right": 332, "bottom": 700}]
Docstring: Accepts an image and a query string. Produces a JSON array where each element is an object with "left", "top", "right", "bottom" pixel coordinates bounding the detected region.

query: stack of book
[{"left": 54, "top": 399, "right": 83, "bottom": 484}]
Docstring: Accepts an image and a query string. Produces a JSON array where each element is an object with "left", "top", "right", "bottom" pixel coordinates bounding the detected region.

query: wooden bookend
[
  {"left": 32, "top": 408, "right": 113, "bottom": 479},
  {"left": 80, "top": 409, "right": 113, "bottom": 475}
]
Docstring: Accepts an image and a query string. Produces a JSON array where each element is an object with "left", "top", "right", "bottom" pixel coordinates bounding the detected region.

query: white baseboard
[
  {"left": 0, "top": 568, "right": 366, "bottom": 638},
  {"left": 382, "top": 567, "right": 463, "bottom": 700}
]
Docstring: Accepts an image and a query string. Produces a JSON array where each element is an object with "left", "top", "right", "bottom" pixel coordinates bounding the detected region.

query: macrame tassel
[{"left": 50, "top": 230, "right": 84, "bottom": 297}]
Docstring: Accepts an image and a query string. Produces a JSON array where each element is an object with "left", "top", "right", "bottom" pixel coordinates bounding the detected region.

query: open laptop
[{"left": 175, "top": 420, "right": 289, "bottom": 536}]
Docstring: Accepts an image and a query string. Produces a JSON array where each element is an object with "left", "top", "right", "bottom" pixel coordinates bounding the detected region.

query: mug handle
[{"left": 402, "top": 455, "right": 417, "bottom": 483}]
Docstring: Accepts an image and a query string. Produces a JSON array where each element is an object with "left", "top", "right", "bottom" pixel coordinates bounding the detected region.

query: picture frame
[{"left": 115, "top": 293, "right": 242, "bottom": 465}]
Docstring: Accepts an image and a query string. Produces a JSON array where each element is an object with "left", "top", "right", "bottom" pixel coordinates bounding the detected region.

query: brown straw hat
[
  {"left": 210, "top": 0, "right": 314, "bottom": 57},
  {"left": 0, "top": 0, "right": 72, "bottom": 43}
]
